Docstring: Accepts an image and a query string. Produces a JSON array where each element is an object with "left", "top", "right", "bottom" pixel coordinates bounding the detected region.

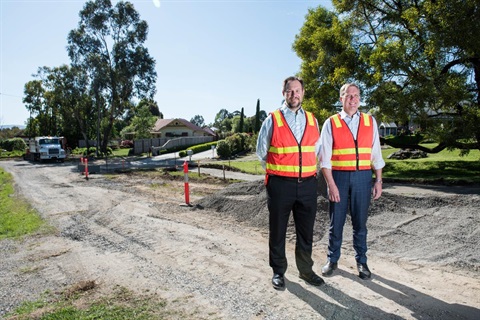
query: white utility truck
[{"left": 24, "top": 136, "right": 66, "bottom": 162}]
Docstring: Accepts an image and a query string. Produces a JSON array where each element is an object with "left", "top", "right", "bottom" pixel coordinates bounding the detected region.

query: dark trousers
[
  {"left": 327, "top": 170, "right": 372, "bottom": 264},
  {"left": 266, "top": 175, "right": 318, "bottom": 275}
]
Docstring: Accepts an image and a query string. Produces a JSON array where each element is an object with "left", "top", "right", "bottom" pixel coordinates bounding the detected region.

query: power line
[{"left": 0, "top": 92, "right": 23, "bottom": 98}]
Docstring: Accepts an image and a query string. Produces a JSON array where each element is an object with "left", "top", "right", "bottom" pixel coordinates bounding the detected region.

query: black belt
[{"left": 269, "top": 174, "right": 316, "bottom": 183}]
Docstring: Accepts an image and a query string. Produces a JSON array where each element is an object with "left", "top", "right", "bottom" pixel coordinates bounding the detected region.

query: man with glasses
[
  {"left": 319, "top": 83, "right": 385, "bottom": 279},
  {"left": 256, "top": 76, "right": 324, "bottom": 290}
]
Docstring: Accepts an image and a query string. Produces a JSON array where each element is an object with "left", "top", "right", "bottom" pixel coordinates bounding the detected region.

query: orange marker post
[
  {"left": 183, "top": 160, "right": 190, "bottom": 205},
  {"left": 85, "top": 158, "right": 89, "bottom": 180}
]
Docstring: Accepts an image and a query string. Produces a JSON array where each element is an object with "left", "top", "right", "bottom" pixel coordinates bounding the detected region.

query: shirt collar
[
  {"left": 339, "top": 110, "right": 360, "bottom": 120},
  {"left": 281, "top": 102, "right": 304, "bottom": 115}
]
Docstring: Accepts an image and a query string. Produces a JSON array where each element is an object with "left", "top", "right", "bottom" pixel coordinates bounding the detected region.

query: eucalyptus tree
[
  {"left": 23, "top": 80, "right": 45, "bottom": 137},
  {"left": 190, "top": 115, "right": 205, "bottom": 127},
  {"left": 294, "top": 0, "right": 480, "bottom": 152},
  {"left": 127, "top": 105, "right": 158, "bottom": 139},
  {"left": 43, "top": 65, "right": 95, "bottom": 148},
  {"left": 67, "top": 0, "right": 157, "bottom": 152},
  {"left": 125, "top": 98, "right": 162, "bottom": 123}
]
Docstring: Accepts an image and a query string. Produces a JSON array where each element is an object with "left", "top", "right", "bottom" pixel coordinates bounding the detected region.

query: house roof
[
  {"left": 379, "top": 122, "right": 397, "bottom": 128},
  {"left": 151, "top": 118, "right": 215, "bottom": 136}
]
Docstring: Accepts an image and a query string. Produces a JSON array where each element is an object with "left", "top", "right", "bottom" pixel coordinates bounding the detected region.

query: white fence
[{"left": 134, "top": 136, "right": 215, "bottom": 155}]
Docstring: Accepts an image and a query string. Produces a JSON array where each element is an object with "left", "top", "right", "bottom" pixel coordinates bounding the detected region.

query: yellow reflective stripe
[
  {"left": 363, "top": 114, "right": 371, "bottom": 126},
  {"left": 306, "top": 112, "right": 314, "bottom": 126},
  {"left": 301, "top": 146, "right": 316, "bottom": 152},
  {"left": 266, "top": 163, "right": 317, "bottom": 173},
  {"left": 273, "top": 110, "right": 284, "bottom": 127},
  {"left": 269, "top": 146, "right": 316, "bottom": 154},
  {"left": 331, "top": 160, "right": 371, "bottom": 166},
  {"left": 269, "top": 146, "right": 299, "bottom": 154},
  {"left": 358, "top": 147, "right": 371, "bottom": 153},
  {"left": 333, "top": 147, "right": 372, "bottom": 155},
  {"left": 332, "top": 114, "right": 342, "bottom": 128}
]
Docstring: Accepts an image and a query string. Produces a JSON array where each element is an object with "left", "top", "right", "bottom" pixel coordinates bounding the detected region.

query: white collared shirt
[
  {"left": 319, "top": 110, "right": 385, "bottom": 170},
  {"left": 256, "top": 103, "right": 321, "bottom": 169}
]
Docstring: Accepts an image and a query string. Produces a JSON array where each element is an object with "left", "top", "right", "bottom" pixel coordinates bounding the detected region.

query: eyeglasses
[{"left": 343, "top": 94, "right": 360, "bottom": 100}]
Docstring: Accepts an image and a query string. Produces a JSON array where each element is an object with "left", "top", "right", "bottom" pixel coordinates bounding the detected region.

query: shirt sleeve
[
  {"left": 256, "top": 114, "right": 273, "bottom": 170},
  {"left": 315, "top": 118, "right": 322, "bottom": 158},
  {"left": 319, "top": 118, "right": 333, "bottom": 169},
  {"left": 371, "top": 117, "right": 386, "bottom": 170}
]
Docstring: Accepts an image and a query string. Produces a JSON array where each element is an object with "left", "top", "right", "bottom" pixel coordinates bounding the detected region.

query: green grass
[
  {"left": 208, "top": 146, "right": 480, "bottom": 184},
  {"left": 8, "top": 285, "right": 188, "bottom": 320},
  {"left": 0, "top": 150, "right": 24, "bottom": 158},
  {"left": 0, "top": 168, "right": 50, "bottom": 239},
  {"left": 111, "top": 148, "right": 131, "bottom": 157},
  {"left": 204, "top": 160, "right": 265, "bottom": 175},
  {"left": 381, "top": 143, "right": 480, "bottom": 162},
  {"left": 380, "top": 145, "right": 480, "bottom": 184}
]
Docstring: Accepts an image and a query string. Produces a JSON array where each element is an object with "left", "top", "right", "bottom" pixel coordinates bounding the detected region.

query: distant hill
[{"left": 0, "top": 124, "right": 26, "bottom": 129}]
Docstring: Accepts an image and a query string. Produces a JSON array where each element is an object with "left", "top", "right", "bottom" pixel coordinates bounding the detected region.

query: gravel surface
[{"left": 1, "top": 159, "right": 479, "bottom": 319}]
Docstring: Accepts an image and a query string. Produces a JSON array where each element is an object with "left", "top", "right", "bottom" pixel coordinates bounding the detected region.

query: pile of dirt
[{"left": 197, "top": 180, "right": 480, "bottom": 275}]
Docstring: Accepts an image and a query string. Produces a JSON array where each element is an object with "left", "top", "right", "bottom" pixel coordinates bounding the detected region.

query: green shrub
[
  {"left": 216, "top": 140, "right": 231, "bottom": 158},
  {"left": 82, "top": 147, "right": 113, "bottom": 157},
  {"left": 178, "top": 141, "right": 218, "bottom": 157},
  {"left": 1, "top": 138, "right": 27, "bottom": 152},
  {"left": 384, "top": 133, "right": 423, "bottom": 145}
]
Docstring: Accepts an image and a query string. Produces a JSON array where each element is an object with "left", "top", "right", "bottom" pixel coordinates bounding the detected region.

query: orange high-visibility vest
[
  {"left": 330, "top": 113, "right": 373, "bottom": 171},
  {"left": 266, "top": 109, "right": 319, "bottom": 178}
]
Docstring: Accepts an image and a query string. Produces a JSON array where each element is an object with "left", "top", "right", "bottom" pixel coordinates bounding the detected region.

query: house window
[{"left": 181, "top": 132, "right": 188, "bottom": 137}]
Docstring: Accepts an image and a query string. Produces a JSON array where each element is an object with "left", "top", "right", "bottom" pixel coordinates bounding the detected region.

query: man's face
[
  {"left": 283, "top": 80, "right": 304, "bottom": 110},
  {"left": 340, "top": 86, "right": 361, "bottom": 116}
]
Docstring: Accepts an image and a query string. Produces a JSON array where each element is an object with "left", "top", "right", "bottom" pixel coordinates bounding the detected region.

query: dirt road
[{"left": 1, "top": 159, "right": 479, "bottom": 319}]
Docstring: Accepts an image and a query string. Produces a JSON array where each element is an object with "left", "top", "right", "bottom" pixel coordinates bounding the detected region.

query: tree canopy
[
  {"left": 294, "top": 0, "right": 480, "bottom": 152},
  {"left": 190, "top": 115, "right": 205, "bottom": 128},
  {"left": 67, "top": 0, "right": 156, "bottom": 152}
]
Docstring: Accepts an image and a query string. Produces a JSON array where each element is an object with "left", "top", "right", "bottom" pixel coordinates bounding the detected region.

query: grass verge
[
  {"left": 6, "top": 282, "right": 190, "bottom": 320},
  {"left": 0, "top": 168, "right": 50, "bottom": 239}
]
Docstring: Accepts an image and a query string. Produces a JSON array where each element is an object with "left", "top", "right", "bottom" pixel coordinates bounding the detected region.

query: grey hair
[{"left": 339, "top": 83, "right": 360, "bottom": 97}]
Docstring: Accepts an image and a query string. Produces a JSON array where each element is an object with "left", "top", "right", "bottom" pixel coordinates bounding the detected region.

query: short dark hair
[{"left": 283, "top": 76, "right": 304, "bottom": 92}]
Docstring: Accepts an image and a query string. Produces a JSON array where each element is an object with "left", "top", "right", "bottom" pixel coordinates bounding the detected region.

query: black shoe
[
  {"left": 357, "top": 263, "right": 371, "bottom": 279},
  {"left": 272, "top": 273, "right": 285, "bottom": 290},
  {"left": 321, "top": 261, "right": 338, "bottom": 276},
  {"left": 299, "top": 272, "right": 325, "bottom": 286}
]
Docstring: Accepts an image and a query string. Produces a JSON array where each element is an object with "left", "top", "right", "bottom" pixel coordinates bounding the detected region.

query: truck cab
[{"left": 25, "top": 136, "right": 66, "bottom": 162}]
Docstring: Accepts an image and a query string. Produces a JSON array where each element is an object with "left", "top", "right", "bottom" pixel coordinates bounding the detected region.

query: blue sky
[{"left": 1, "top": 0, "right": 332, "bottom": 127}]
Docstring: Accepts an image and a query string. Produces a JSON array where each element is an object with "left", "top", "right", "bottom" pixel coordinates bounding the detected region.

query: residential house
[
  {"left": 151, "top": 118, "right": 215, "bottom": 138},
  {"left": 378, "top": 122, "right": 398, "bottom": 137}
]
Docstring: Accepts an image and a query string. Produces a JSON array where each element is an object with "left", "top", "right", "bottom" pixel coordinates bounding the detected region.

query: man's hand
[
  {"left": 372, "top": 181, "right": 382, "bottom": 200},
  {"left": 328, "top": 182, "right": 341, "bottom": 202}
]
